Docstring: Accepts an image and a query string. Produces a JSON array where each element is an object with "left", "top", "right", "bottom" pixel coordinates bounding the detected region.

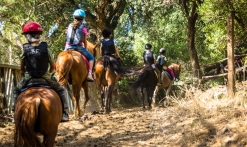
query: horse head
[
  {"left": 86, "top": 41, "right": 99, "bottom": 59},
  {"left": 169, "top": 63, "right": 181, "bottom": 80}
]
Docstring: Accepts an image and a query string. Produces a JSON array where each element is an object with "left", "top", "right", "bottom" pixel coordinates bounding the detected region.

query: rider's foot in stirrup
[
  {"left": 61, "top": 111, "right": 69, "bottom": 122},
  {"left": 87, "top": 73, "right": 94, "bottom": 81}
]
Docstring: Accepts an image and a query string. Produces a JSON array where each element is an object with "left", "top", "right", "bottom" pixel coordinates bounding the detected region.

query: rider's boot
[
  {"left": 58, "top": 90, "right": 69, "bottom": 122},
  {"left": 11, "top": 91, "right": 19, "bottom": 112},
  {"left": 154, "top": 67, "right": 161, "bottom": 85},
  {"left": 11, "top": 78, "right": 27, "bottom": 112},
  {"left": 87, "top": 60, "right": 94, "bottom": 81}
]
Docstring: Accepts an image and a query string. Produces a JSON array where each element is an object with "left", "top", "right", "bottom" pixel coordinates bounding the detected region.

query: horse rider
[
  {"left": 64, "top": 9, "right": 94, "bottom": 81},
  {"left": 156, "top": 48, "right": 175, "bottom": 82},
  {"left": 100, "top": 28, "right": 121, "bottom": 59},
  {"left": 99, "top": 28, "right": 124, "bottom": 76},
  {"left": 12, "top": 22, "right": 69, "bottom": 122},
  {"left": 142, "top": 43, "right": 161, "bottom": 85}
]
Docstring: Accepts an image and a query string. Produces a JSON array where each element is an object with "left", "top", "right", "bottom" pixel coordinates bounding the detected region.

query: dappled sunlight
[{"left": 2, "top": 82, "right": 247, "bottom": 146}]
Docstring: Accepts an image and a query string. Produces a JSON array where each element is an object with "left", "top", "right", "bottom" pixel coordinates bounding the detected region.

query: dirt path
[
  {"left": 2, "top": 84, "right": 247, "bottom": 147},
  {"left": 0, "top": 107, "right": 174, "bottom": 147}
]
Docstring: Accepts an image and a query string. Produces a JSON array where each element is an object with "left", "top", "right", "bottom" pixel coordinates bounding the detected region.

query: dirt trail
[
  {"left": 1, "top": 107, "right": 174, "bottom": 147},
  {"left": 2, "top": 83, "right": 247, "bottom": 147}
]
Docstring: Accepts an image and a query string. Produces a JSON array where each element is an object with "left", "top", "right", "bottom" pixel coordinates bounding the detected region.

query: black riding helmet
[
  {"left": 145, "top": 44, "right": 152, "bottom": 49},
  {"left": 159, "top": 48, "right": 166, "bottom": 54},
  {"left": 102, "top": 28, "right": 112, "bottom": 38}
]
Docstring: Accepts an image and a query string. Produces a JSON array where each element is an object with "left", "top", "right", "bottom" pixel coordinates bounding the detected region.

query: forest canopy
[{"left": 1, "top": 0, "right": 247, "bottom": 77}]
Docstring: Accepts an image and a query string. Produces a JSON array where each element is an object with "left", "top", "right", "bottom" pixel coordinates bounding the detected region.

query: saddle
[
  {"left": 103, "top": 55, "right": 124, "bottom": 76},
  {"left": 20, "top": 78, "right": 51, "bottom": 92},
  {"left": 162, "top": 70, "right": 173, "bottom": 80}
]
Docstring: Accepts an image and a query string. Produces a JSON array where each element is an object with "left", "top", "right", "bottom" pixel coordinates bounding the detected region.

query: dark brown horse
[
  {"left": 131, "top": 66, "right": 158, "bottom": 109},
  {"left": 56, "top": 41, "right": 98, "bottom": 118},
  {"left": 14, "top": 87, "right": 62, "bottom": 147},
  {"left": 94, "top": 55, "right": 126, "bottom": 113},
  {"left": 152, "top": 63, "right": 181, "bottom": 107}
]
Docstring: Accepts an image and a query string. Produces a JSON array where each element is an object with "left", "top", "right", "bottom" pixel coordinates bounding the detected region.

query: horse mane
[
  {"left": 169, "top": 63, "right": 181, "bottom": 70},
  {"left": 87, "top": 41, "right": 99, "bottom": 59},
  {"left": 14, "top": 98, "right": 42, "bottom": 147},
  {"left": 131, "top": 66, "right": 154, "bottom": 90},
  {"left": 103, "top": 56, "right": 127, "bottom": 76},
  {"left": 56, "top": 50, "right": 74, "bottom": 85}
]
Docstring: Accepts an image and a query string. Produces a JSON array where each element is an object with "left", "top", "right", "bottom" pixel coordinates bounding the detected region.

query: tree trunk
[
  {"left": 227, "top": 11, "right": 235, "bottom": 97},
  {"left": 187, "top": 3, "right": 202, "bottom": 79}
]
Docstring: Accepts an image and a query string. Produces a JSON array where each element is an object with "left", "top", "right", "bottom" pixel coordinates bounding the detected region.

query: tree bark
[
  {"left": 186, "top": 1, "right": 202, "bottom": 79},
  {"left": 85, "top": 0, "right": 127, "bottom": 41},
  {"left": 227, "top": 11, "right": 235, "bottom": 97}
]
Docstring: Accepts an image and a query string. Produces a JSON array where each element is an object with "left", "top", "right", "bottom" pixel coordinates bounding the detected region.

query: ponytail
[{"left": 72, "top": 19, "right": 82, "bottom": 29}]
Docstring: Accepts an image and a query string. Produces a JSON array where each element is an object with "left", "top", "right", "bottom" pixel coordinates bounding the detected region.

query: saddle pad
[
  {"left": 20, "top": 78, "right": 52, "bottom": 92},
  {"left": 81, "top": 55, "right": 89, "bottom": 71},
  {"left": 163, "top": 70, "right": 173, "bottom": 80}
]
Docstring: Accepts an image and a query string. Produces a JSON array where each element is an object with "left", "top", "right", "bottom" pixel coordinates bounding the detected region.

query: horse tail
[
  {"left": 56, "top": 51, "right": 73, "bottom": 85},
  {"left": 14, "top": 98, "right": 43, "bottom": 147},
  {"left": 131, "top": 68, "right": 149, "bottom": 90}
]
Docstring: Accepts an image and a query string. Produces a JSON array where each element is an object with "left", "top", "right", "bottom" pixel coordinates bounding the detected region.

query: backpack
[{"left": 66, "top": 23, "right": 84, "bottom": 45}]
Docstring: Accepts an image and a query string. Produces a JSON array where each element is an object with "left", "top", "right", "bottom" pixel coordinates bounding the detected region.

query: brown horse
[
  {"left": 94, "top": 55, "right": 126, "bottom": 113},
  {"left": 14, "top": 87, "right": 62, "bottom": 147},
  {"left": 56, "top": 41, "right": 98, "bottom": 118},
  {"left": 152, "top": 63, "right": 181, "bottom": 107}
]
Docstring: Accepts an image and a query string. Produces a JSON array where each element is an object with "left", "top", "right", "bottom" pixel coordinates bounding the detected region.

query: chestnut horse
[
  {"left": 56, "top": 41, "right": 98, "bottom": 118},
  {"left": 94, "top": 55, "right": 126, "bottom": 113},
  {"left": 14, "top": 87, "right": 62, "bottom": 147},
  {"left": 152, "top": 63, "right": 181, "bottom": 107}
]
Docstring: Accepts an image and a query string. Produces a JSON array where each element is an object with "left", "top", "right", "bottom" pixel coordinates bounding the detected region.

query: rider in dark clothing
[
  {"left": 142, "top": 44, "right": 161, "bottom": 85},
  {"left": 12, "top": 22, "right": 69, "bottom": 122},
  {"left": 100, "top": 28, "right": 121, "bottom": 58}
]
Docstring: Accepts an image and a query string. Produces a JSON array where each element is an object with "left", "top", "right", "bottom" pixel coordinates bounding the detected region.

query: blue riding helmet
[{"left": 73, "top": 9, "right": 86, "bottom": 18}]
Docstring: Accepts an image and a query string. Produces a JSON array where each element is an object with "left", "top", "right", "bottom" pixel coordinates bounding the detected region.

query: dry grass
[
  {"left": 1, "top": 81, "right": 247, "bottom": 146},
  {"left": 160, "top": 81, "right": 247, "bottom": 147}
]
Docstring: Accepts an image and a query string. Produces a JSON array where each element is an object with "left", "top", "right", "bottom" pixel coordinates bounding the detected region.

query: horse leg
[
  {"left": 72, "top": 84, "right": 81, "bottom": 118},
  {"left": 147, "top": 89, "right": 152, "bottom": 109},
  {"left": 43, "top": 134, "right": 56, "bottom": 147},
  {"left": 105, "top": 83, "right": 115, "bottom": 113},
  {"left": 139, "top": 87, "right": 145, "bottom": 109},
  {"left": 100, "top": 86, "right": 105, "bottom": 112},
  {"left": 152, "top": 86, "right": 159, "bottom": 108},
  {"left": 164, "top": 85, "right": 172, "bottom": 107},
  {"left": 82, "top": 81, "right": 89, "bottom": 115}
]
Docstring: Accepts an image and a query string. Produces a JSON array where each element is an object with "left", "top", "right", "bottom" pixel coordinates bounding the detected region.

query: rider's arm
[
  {"left": 83, "top": 34, "right": 87, "bottom": 49},
  {"left": 114, "top": 45, "right": 120, "bottom": 58},
  {"left": 20, "top": 61, "right": 25, "bottom": 73},
  {"left": 113, "top": 40, "right": 120, "bottom": 58},
  {"left": 20, "top": 52, "right": 26, "bottom": 73},
  {"left": 82, "top": 27, "right": 88, "bottom": 48},
  {"left": 47, "top": 49, "right": 55, "bottom": 73},
  {"left": 153, "top": 53, "right": 156, "bottom": 64},
  {"left": 99, "top": 43, "right": 103, "bottom": 56}
]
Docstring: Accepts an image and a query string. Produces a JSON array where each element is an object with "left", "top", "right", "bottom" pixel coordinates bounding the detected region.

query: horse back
[
  {"left": 94, "top": 56, "right": 120, "bottom": 86},
  {"left": 56, "top": 50, "right": 88, "bottom": 85},
  {"left": 14, "top": 87, "right": 62, "bottom": 146},
  {"left": 132, "top": 68, "right": 157, "bottom": 91}
]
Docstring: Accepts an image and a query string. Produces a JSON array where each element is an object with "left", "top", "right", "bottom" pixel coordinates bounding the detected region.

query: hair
[
  {"left": 102, "top": 28, "right": 111, "bottom": 38},
  {"left": 72, "top": 18, "right": 83, "bottom": 29}
]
